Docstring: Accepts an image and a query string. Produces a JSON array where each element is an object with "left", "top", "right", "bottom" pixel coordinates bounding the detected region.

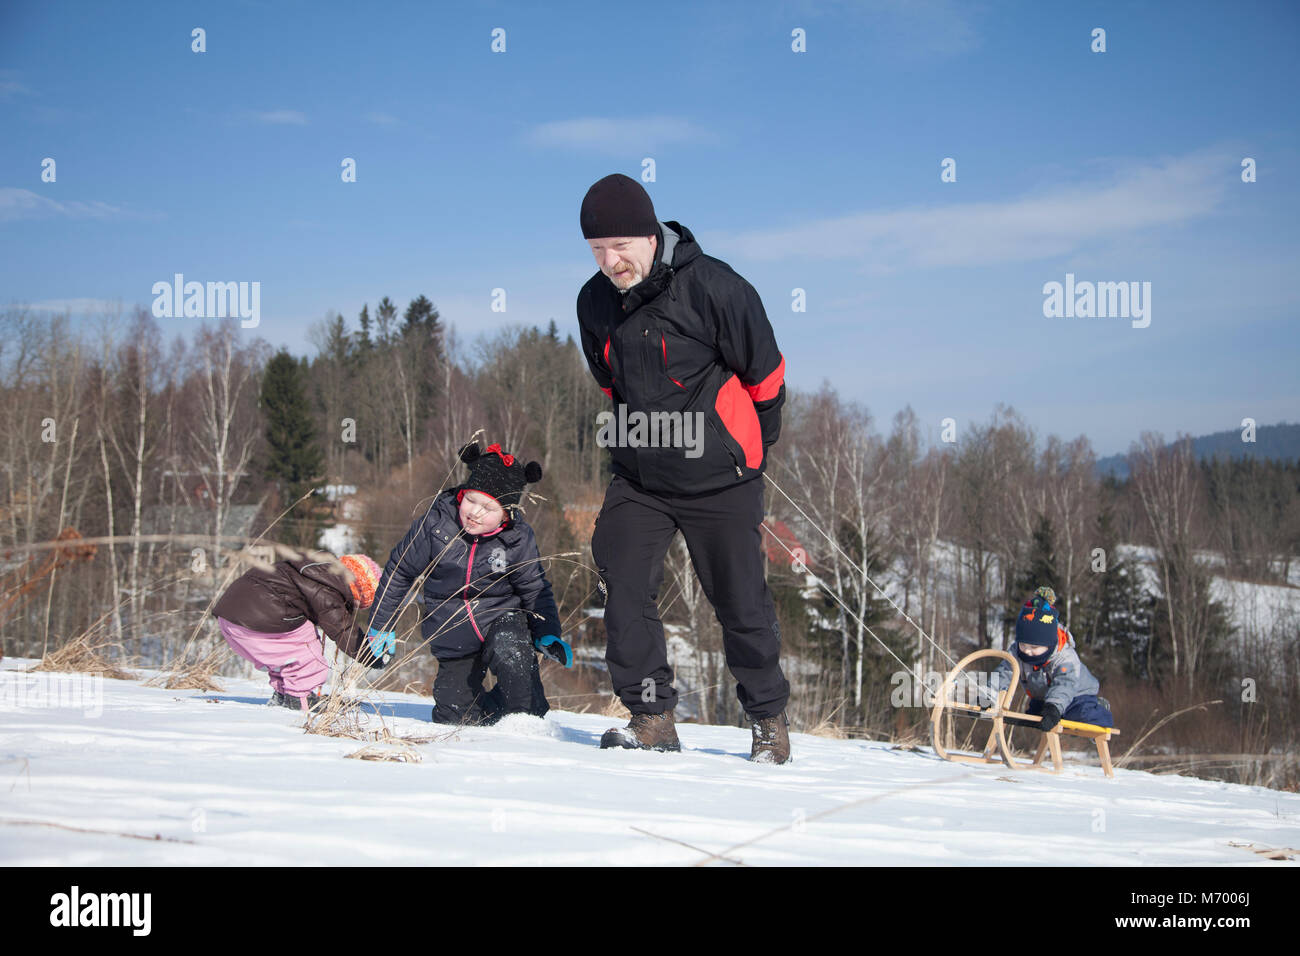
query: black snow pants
[
  {"left": 431, "top": 611, "right": 549, "bottom": 724},
  {"left": 590, "top": 473, "right": 790, "bottom": 719}
]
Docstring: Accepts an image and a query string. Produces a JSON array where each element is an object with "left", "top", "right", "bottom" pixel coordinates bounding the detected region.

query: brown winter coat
[{"left": 212, "top": 553, "right": 375, "bottom": 664}]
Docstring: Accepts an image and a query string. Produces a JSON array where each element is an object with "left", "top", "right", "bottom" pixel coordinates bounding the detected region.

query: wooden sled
[{"left": 929, "top": 649, "right": 1120, "bottom": 779}]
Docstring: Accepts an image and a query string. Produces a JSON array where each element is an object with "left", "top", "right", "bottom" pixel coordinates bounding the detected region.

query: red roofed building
[{"left": 762, "top": 517, "right": 807, "bottom": 569}]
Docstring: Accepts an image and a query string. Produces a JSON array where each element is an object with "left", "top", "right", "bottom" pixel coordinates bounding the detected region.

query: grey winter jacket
[{"left": 989, "top": 628, "right": 1100, "bottom": 712}]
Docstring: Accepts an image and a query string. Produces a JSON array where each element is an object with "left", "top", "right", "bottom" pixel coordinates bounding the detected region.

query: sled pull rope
[
  {"left": 761, "top": 519, "right": 933, "bottom": 689},
  {"left": 764, "top": 473, "right": 958, "bottom": 670}
]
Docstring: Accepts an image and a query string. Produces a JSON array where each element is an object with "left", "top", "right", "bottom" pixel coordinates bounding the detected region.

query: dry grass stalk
[
  {"left": 805, "top": 718, "right": 849, "bottom": 739},
  {"left": 805, "top": 698, "right": 849, "bottom": 738},
  {"left": 891, "top": 727, "right": 930, "bottom": 749},
  {"left": 1227, "top": 841, "right": 1298, "bottom": 861},
  {"left": 304, "top": 661, "right": 459, "bottom": 748},
  {"left": 30, "top": 632, "right": 134, "bottom": 680},
  {"left": 304, "top": 687, "right": 370, "bottom": 740},
  {"left": 345, "top": 741, "right": 423, "bottom": 763},
  {"left": 600, "top": 694, "right": 630, "bottom": 720},
  {"left": 147, "top": 644, "right": 229, "bottom": 691},
  {"left": 1117, "top": 699, "right": 1223, "bottom": 769},
  {"left": 161, "top": 669, "right": 224, "bottom": 692}
]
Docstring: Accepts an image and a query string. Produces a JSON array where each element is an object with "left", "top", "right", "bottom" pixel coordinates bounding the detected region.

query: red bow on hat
[{"left": 485, "top": 443, "right": 515, "bottom": 466}]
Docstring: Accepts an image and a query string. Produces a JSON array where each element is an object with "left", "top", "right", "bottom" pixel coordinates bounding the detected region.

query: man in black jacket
[{"left": 576, "top": 173, "right": 791, "bottom": 763}]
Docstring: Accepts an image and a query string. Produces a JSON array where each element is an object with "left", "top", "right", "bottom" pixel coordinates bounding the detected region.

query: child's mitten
[
  {"left": 534, "top": 634, "right": 573, "bottom": 668},
  {"left": 1039, "top": 703, "right": 1062, "bottom": 732},
  {"left": 366, "top": 627, "right": 396, "bottom": 665}
]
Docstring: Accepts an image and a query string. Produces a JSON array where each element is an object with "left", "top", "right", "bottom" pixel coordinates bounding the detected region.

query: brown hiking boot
[
  {"left": 600, "top": 711, "right": 681, "bottom": 752},
  {"left": 749, "top": 711, "right": 791, "bottom": 764}
]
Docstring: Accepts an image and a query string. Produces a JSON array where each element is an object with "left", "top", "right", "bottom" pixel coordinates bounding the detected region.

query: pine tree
[
  {"left": 356, "top": 303, "right": 372, "bottom": 352},
  {"left": 322, "top": 312, "right": 351, "bottom": 366},
  {"left": 375, "top": 296, "right": 397, "bottom": 344},
  {"left": 1075, "top": 501, "right": 1153, "bottom": 677},
  {"left": 260, "top": 350, "right": 324, "bottom": 546},
  {"left": 1015, "top": 513, "right": 1060, "bottom": 607},
  {"left": 403, "top": 294, "right": 434, "bottom": 330}
]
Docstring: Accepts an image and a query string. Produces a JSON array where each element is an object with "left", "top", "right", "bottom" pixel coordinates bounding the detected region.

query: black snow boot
[
  {"left": 748, "top": 711, "right": 791, "bottom": 764},
  {"left": 600, "top": 711, "right": 681, "bottom": 752},
  {"left": 270, "top": 691, "right": 322, "bottom": 712}
]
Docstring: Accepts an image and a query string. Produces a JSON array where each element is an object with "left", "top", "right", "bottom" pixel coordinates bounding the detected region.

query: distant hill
[{"left": 1097, "top": 422, "right": 1300, "bottom": 479}]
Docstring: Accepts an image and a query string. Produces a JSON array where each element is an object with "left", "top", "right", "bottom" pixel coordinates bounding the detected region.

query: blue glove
[
  {"left": 366, "top": 627, "right": 396, "bottom": 663},
  {"left": 534, "top": 634, "right": 573, "bottom": 669}
]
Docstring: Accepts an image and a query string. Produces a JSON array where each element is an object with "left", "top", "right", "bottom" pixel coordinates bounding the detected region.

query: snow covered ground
[{"left": 2, "top": 658, "right": 1297, "bottom": 866}]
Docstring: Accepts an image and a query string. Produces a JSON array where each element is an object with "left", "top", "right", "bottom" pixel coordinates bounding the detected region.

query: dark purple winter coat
[{"left": 367, "top": 491, "right": 562, "bottom": 661}]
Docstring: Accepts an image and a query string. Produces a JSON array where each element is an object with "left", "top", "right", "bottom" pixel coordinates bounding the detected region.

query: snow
[
  {"left": 318, "top": 485, "right": 357, "bottom": 501},
  {"left": 3, "top": 658, "right": 1298, "bottom": 866},
  {"left": 317, "top": 522, "right": 359, "bottom": 554},
  {"left": 1212, "top": 577, "right": 1300, "bottom": 639}
]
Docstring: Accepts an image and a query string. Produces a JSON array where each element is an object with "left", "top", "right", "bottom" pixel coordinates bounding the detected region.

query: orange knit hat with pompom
[{"left": 339, "top": 554, "right": 382, "bottom": 608}]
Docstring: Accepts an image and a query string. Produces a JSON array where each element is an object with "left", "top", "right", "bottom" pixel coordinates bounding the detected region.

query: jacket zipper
[
  {"left": 660, "top": 333, "right": 685, "bottom": 389},
  {"left": 707, "top": 417, "right": 744, "bottom": 478},
  {"left": 465, "top": 538, "right": 486, "bottom": 642}
]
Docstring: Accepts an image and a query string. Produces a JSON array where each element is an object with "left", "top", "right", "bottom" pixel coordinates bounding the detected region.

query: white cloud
[
  {"left": 524, "top": 116, "right": 719, "bottom": 155},
  {"left": 0, "top": 80, "right": 32, "bottom": 99},
  {"left": 17, "top": 298, "right": 126, "bottom": 315},
  {"left": 0, "top": 188, "right": 122, "bottom": 222},
  {"left": 251, "top": 110, "right": 308, "bottom": 125},
  {"left": 366, "top": 112, "right": 399, "bottom": 126},
  {"left": 717, "top": 149, "right": 1233, "bottom": 270}
]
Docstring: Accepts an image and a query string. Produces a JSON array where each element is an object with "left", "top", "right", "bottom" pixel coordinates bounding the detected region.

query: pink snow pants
[{"left": 217, "top": 617, "right": 329, "bottom": 702}]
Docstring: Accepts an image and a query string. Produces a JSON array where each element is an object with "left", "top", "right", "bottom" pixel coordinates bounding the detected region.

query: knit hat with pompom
[
  {"left": 1014, "top": 588, "right": 1063, "bottom": 664},
  {"left": 339, "top": 554, "right": 382, "bottom": 608}
]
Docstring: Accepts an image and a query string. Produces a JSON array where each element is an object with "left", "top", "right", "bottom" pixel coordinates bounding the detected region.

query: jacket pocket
[
  {"left": 714, "top": 374, "right": 763, "bottom": 470},
  {"left": 705, "top": 413, "right": 744, "bottom": 481},
  {"left": 660, "top": 332, "right": 686, "bottom": 390}
]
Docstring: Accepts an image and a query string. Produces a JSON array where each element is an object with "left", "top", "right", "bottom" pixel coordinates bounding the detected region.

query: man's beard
[{"left": 611, "top": 269, "right": 639, "bottom": 291}]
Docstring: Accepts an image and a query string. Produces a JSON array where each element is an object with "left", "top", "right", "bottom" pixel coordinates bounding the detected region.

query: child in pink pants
[
  {"left": 213, "top": 551, "right": 384, "bottom": 711},
  {"left": 218, "top": 617, "right": 333, "bottom": 706}
]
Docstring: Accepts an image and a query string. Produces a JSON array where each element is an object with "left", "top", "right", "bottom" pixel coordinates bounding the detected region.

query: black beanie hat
[
  {"left": 580, "top": 173, "right": 658, "bottom": 239},
  {"left": 459, "top": 441, "right": 542, "bottom": 510}
]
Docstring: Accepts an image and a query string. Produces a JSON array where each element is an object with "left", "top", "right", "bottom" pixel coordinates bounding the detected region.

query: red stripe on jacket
[
  {"left": 600, "top": 336, "right": 615, "bottom": 398},
  {"left": 745, "top": 354, "right": 785, "bottom": 403},
  {"left": 715, "top": 374, "right": 763, "bottom": 469}
]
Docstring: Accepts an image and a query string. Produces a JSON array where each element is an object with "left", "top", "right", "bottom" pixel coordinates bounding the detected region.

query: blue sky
[{"left": 2, "top": 0, "right": 1298, "bottom": 457}]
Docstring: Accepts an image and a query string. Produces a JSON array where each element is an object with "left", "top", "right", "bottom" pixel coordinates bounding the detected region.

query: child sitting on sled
[
  {"left": 365, "top": 441, "right": 571, "bottom": 726},
  {"left": 213, "top": 551, "right": 386, "bottom": 712},
  {"left": 985, "top": 586, "right": 1114, "bottom": 730}
]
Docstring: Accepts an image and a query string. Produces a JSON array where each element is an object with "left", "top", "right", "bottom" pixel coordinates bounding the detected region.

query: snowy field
[{"left": 1, "top": 658, "right": 1298, "bottom": 866}]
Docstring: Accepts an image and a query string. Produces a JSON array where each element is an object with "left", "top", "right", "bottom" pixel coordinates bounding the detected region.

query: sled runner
[{"left": 929, "top": 649, "right": 1120, "bottom": 779}]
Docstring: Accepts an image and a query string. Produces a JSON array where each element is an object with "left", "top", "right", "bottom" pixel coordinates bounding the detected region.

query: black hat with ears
[{"left": 459, "top": 441, "right": 542, "bottom": 510}]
